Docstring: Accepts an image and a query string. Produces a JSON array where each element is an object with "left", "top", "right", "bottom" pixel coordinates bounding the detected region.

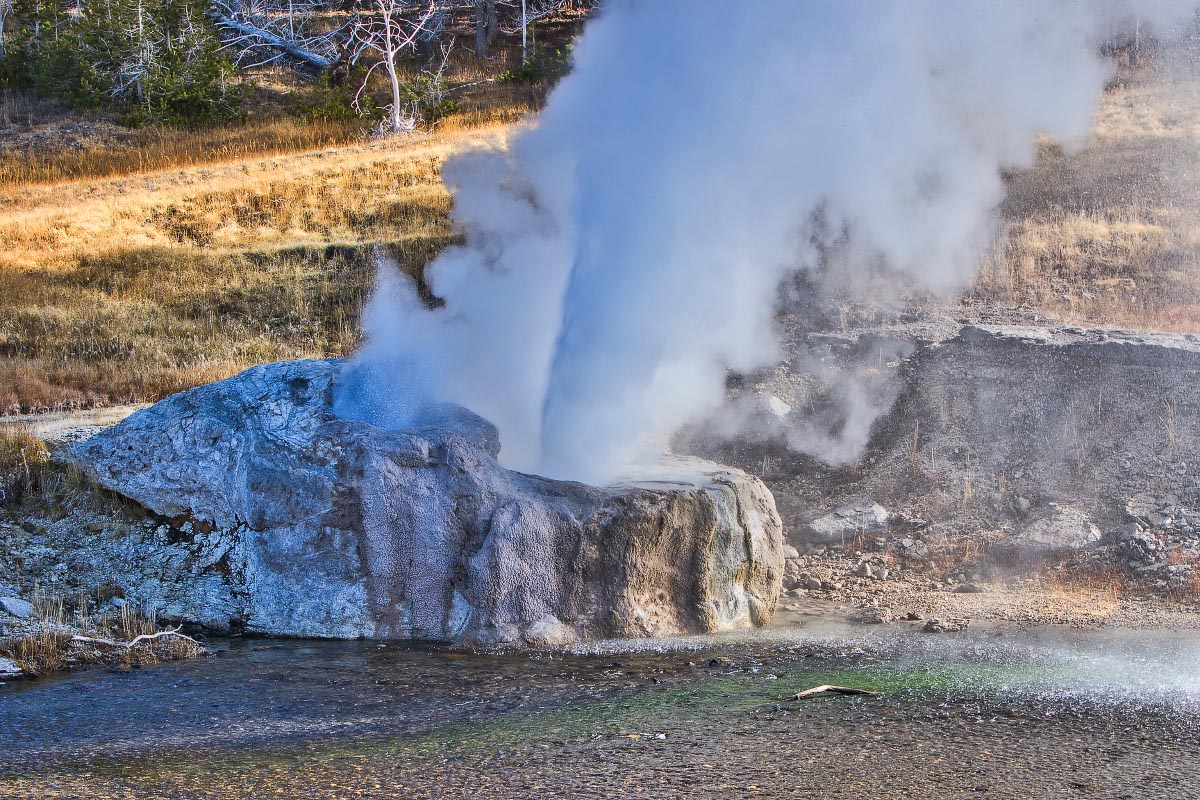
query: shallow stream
[{"left": 2, "top": 624, "right": 1198, "bottom": 798}]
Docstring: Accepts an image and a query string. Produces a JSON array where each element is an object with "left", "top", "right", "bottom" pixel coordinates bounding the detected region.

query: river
[{"left": 1, "top": 623, "right": 1197, "bottom": 798}]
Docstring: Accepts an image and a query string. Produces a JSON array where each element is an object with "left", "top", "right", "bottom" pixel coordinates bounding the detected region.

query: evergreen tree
[{"left": 1, "top": 0, "right": 242, "bottom": 125}]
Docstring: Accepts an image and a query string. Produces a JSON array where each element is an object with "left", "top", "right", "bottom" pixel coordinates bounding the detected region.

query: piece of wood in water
[{"left": 780, "top": 684, "right": 880, "bottom": 701}]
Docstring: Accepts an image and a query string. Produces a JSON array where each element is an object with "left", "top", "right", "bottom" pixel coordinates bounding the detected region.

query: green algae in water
[{"left": 14, "top": 629, "right": 1200, "bottom": 793}]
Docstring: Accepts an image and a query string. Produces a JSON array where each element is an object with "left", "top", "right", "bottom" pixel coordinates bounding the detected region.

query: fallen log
[
  {"left": 210, "top": 12, "right": 335, "bottom": 72},
  {"left": 780, "top": 684, "right": 880, "bottom": 701}
]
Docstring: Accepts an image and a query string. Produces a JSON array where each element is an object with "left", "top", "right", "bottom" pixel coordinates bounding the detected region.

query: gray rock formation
[
  {"left": 0, "top": 597, "right": 32, "bottom": 619},
  {"left": 798, "top": 499, "right": 890, "bottom": 545},
  {"left": 68, "top": 359, "right": 783, "bottom": 646},
  {"left": 682, "top": 322, "right": 1200, "bottom": 557},
  {"left": 998, "top": 504, "right": 1102, "bottom": 556}
]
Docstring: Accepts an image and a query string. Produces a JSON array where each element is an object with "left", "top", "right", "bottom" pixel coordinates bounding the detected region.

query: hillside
[{"left": 0, "top": 39, "right": 1198, "bottom": 415}]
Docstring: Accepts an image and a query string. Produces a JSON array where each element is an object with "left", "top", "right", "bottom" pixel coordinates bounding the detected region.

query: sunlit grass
[{"left": 969, "top": 64, "right": 1200, "bottom": 332}]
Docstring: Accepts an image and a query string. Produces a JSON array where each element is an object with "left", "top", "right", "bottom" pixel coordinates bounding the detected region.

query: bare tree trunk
[
  {"left": 135, "top": 0, "right": 147, "bottom": 105},
  {"left": 1132, "top": 16, "right": 1141, "bottom": 69},
  {"left": 474, "top": 0, "right": 496, "bottom": 59},
  {"left": 0, "top": 0, "right": 12, "bottom": 59},
  {"left": 385, "top": 39, "right": 404, "bottom": 132},
  {"left": 349, "top": 0, "right": 437, "bottom": 134}
]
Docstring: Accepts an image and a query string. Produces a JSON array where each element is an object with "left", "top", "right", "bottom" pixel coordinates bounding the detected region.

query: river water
[{"left": 1, "top": 623, "right": 1198, "bottom": 799}]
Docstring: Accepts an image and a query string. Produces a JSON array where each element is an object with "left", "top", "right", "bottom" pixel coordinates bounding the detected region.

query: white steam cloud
[{"left": 335, "top": 0, "right": 1198, "bottom": 485}]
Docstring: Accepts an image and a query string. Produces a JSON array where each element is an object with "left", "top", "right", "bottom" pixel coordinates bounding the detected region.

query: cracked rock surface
[{"left": 66, "top": 359, "right": 783, "bottom": 646}]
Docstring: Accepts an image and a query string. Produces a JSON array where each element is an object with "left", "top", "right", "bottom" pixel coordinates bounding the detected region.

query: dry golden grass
[
  {"left": 0, "top": 116, "right": 370, "bottom": 187},
  {"left": 0, "top": 587, "right": 204, "bottom": 676},
  {"left": 971, "top": 55, "right": 1200, "bottom": 332},
  {"left": 0, "top": 113, "right": 524, "bottom": 413},
  {"left": 0, "top": 20, "right": 553, "bottom": 415},
  {"left": 0, "top": 426, "right": 51, "bottom": 504},
  {"left": 1035, "top": 563, "right": 1135, "bottom": 618}
]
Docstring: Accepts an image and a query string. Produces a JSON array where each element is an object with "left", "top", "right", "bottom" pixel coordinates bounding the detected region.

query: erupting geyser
[
  {"left": 60, "top": 0, "right": 1200, "bottom": 646},
  {"left": 334, "top": 0, "right": 1200, "bottom": 485}
]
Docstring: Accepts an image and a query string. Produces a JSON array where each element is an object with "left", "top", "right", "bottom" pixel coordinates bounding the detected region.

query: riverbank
[
  {"left": 0, "top": 590, "right": 206, "bottom": 680},
  {"left": 2, "top": 488, "right": 1198, "bottom": 686}
]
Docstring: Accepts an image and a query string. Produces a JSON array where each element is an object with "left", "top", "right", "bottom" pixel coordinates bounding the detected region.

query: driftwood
[
  {"left": 780, "top": 684, "right": 880, "bottom": 701},
  {"left": 71, "top": 627, "right": 202, "bottom": 650}
]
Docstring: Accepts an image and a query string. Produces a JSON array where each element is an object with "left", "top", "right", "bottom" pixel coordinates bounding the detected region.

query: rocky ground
[
  {"left": 773, "top": 526, "right": 1200, "bottom": 634},
  {"left": 2, "top": 465, "right": 1197, "bottom": 688},
  {"left": 683, "top": 315, "right": 1200, "bottom": 631}
]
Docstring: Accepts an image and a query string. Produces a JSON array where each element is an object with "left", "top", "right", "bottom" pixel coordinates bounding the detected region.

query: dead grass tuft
[
  {"left": 923, "top": 528, "right": 1008, "bottom": 578},
  {"left": 1037, "top": 562, "right": 1140, "bottom": 618},
  {"left": 0, "top": 427, "right": 52, "bottom": 505},
  {"left": 0, "top": 587, "right": 205, "bottom": 676}
]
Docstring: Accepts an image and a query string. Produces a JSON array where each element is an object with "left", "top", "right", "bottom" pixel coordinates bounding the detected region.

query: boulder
[
  {"left": 998, "top": 504, "right": 1101, "bottom": 556},
  {"left": 0, "top": 597, "right": 32, "bottom": 619},
  {"left": 0, "top": 656, "right": 23, "bottom": 679},
  {"left": 68, "top": 359, "right": 784, "bottom": 646},
  {"left": 798, "top": 499, "right": 890, "bottom": 545},
  {"left": 896, "top": 538, "right": 930, "bottom": 560},
  {"left": 1117, "top": 522, "right": 1161, "bottom": 566}
]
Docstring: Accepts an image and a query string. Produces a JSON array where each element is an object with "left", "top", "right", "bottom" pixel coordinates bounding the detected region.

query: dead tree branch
[{"left": 71, "top": 627, "right": 204, "bottom": 650}]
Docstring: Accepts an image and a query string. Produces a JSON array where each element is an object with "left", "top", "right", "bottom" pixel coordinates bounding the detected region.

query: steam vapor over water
[{"left": 336, "top": 0, "right": 1198, "bottom": 485}]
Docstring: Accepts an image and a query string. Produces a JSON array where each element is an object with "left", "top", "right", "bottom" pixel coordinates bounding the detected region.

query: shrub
[
  {"left": 403, "top": 73, "right": 458, "bottom": 124},
  {"left": 292, "top": 75, "right": 367, "bottom": 123},
  {"left": 498, "top": 45, "right": 572, "bottom": 85},
  {"left": 0, "top": 427, "right": 50, "bottom": 506}
]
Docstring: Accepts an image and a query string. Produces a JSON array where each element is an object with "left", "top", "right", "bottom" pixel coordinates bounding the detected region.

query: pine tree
[{"left": 1, "top": 0, "right": 242, "bottom": 125}]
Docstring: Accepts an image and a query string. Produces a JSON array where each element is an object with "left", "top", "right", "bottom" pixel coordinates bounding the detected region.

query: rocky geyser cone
[{"left": 69, "top": 360, "right": 783, "bottom": 646}]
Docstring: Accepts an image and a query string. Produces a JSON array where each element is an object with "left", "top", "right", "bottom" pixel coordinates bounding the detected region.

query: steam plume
[{"left": 335, "top": 0, "right": 1198, "bottom": 484}]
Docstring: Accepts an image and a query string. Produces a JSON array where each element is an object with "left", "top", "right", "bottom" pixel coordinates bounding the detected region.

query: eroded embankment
[{"left": 682, "top": 322, "right": 1200, "bottom": 625}]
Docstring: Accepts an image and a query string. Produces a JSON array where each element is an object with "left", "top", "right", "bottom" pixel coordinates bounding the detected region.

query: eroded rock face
[
  {"left": 682, "top": 323, "right": 1200, "bottom": 549},
  {"left": 69, "top": 360, "right": 783, "bottom": 645},
  {"left": 998, "top": 504, "right": 1102, "bottom": 556}
]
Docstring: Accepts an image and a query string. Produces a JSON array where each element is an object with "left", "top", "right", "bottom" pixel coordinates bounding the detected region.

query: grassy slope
[
  {"left": 0, "top": 67, "right": 546, "bottom": 414},
  {"left": 1, "top": 46, "right": 1199, "bottom": 414},
  {"left": 971, "top": 56, "right": 1200, "bottom": 329}
]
